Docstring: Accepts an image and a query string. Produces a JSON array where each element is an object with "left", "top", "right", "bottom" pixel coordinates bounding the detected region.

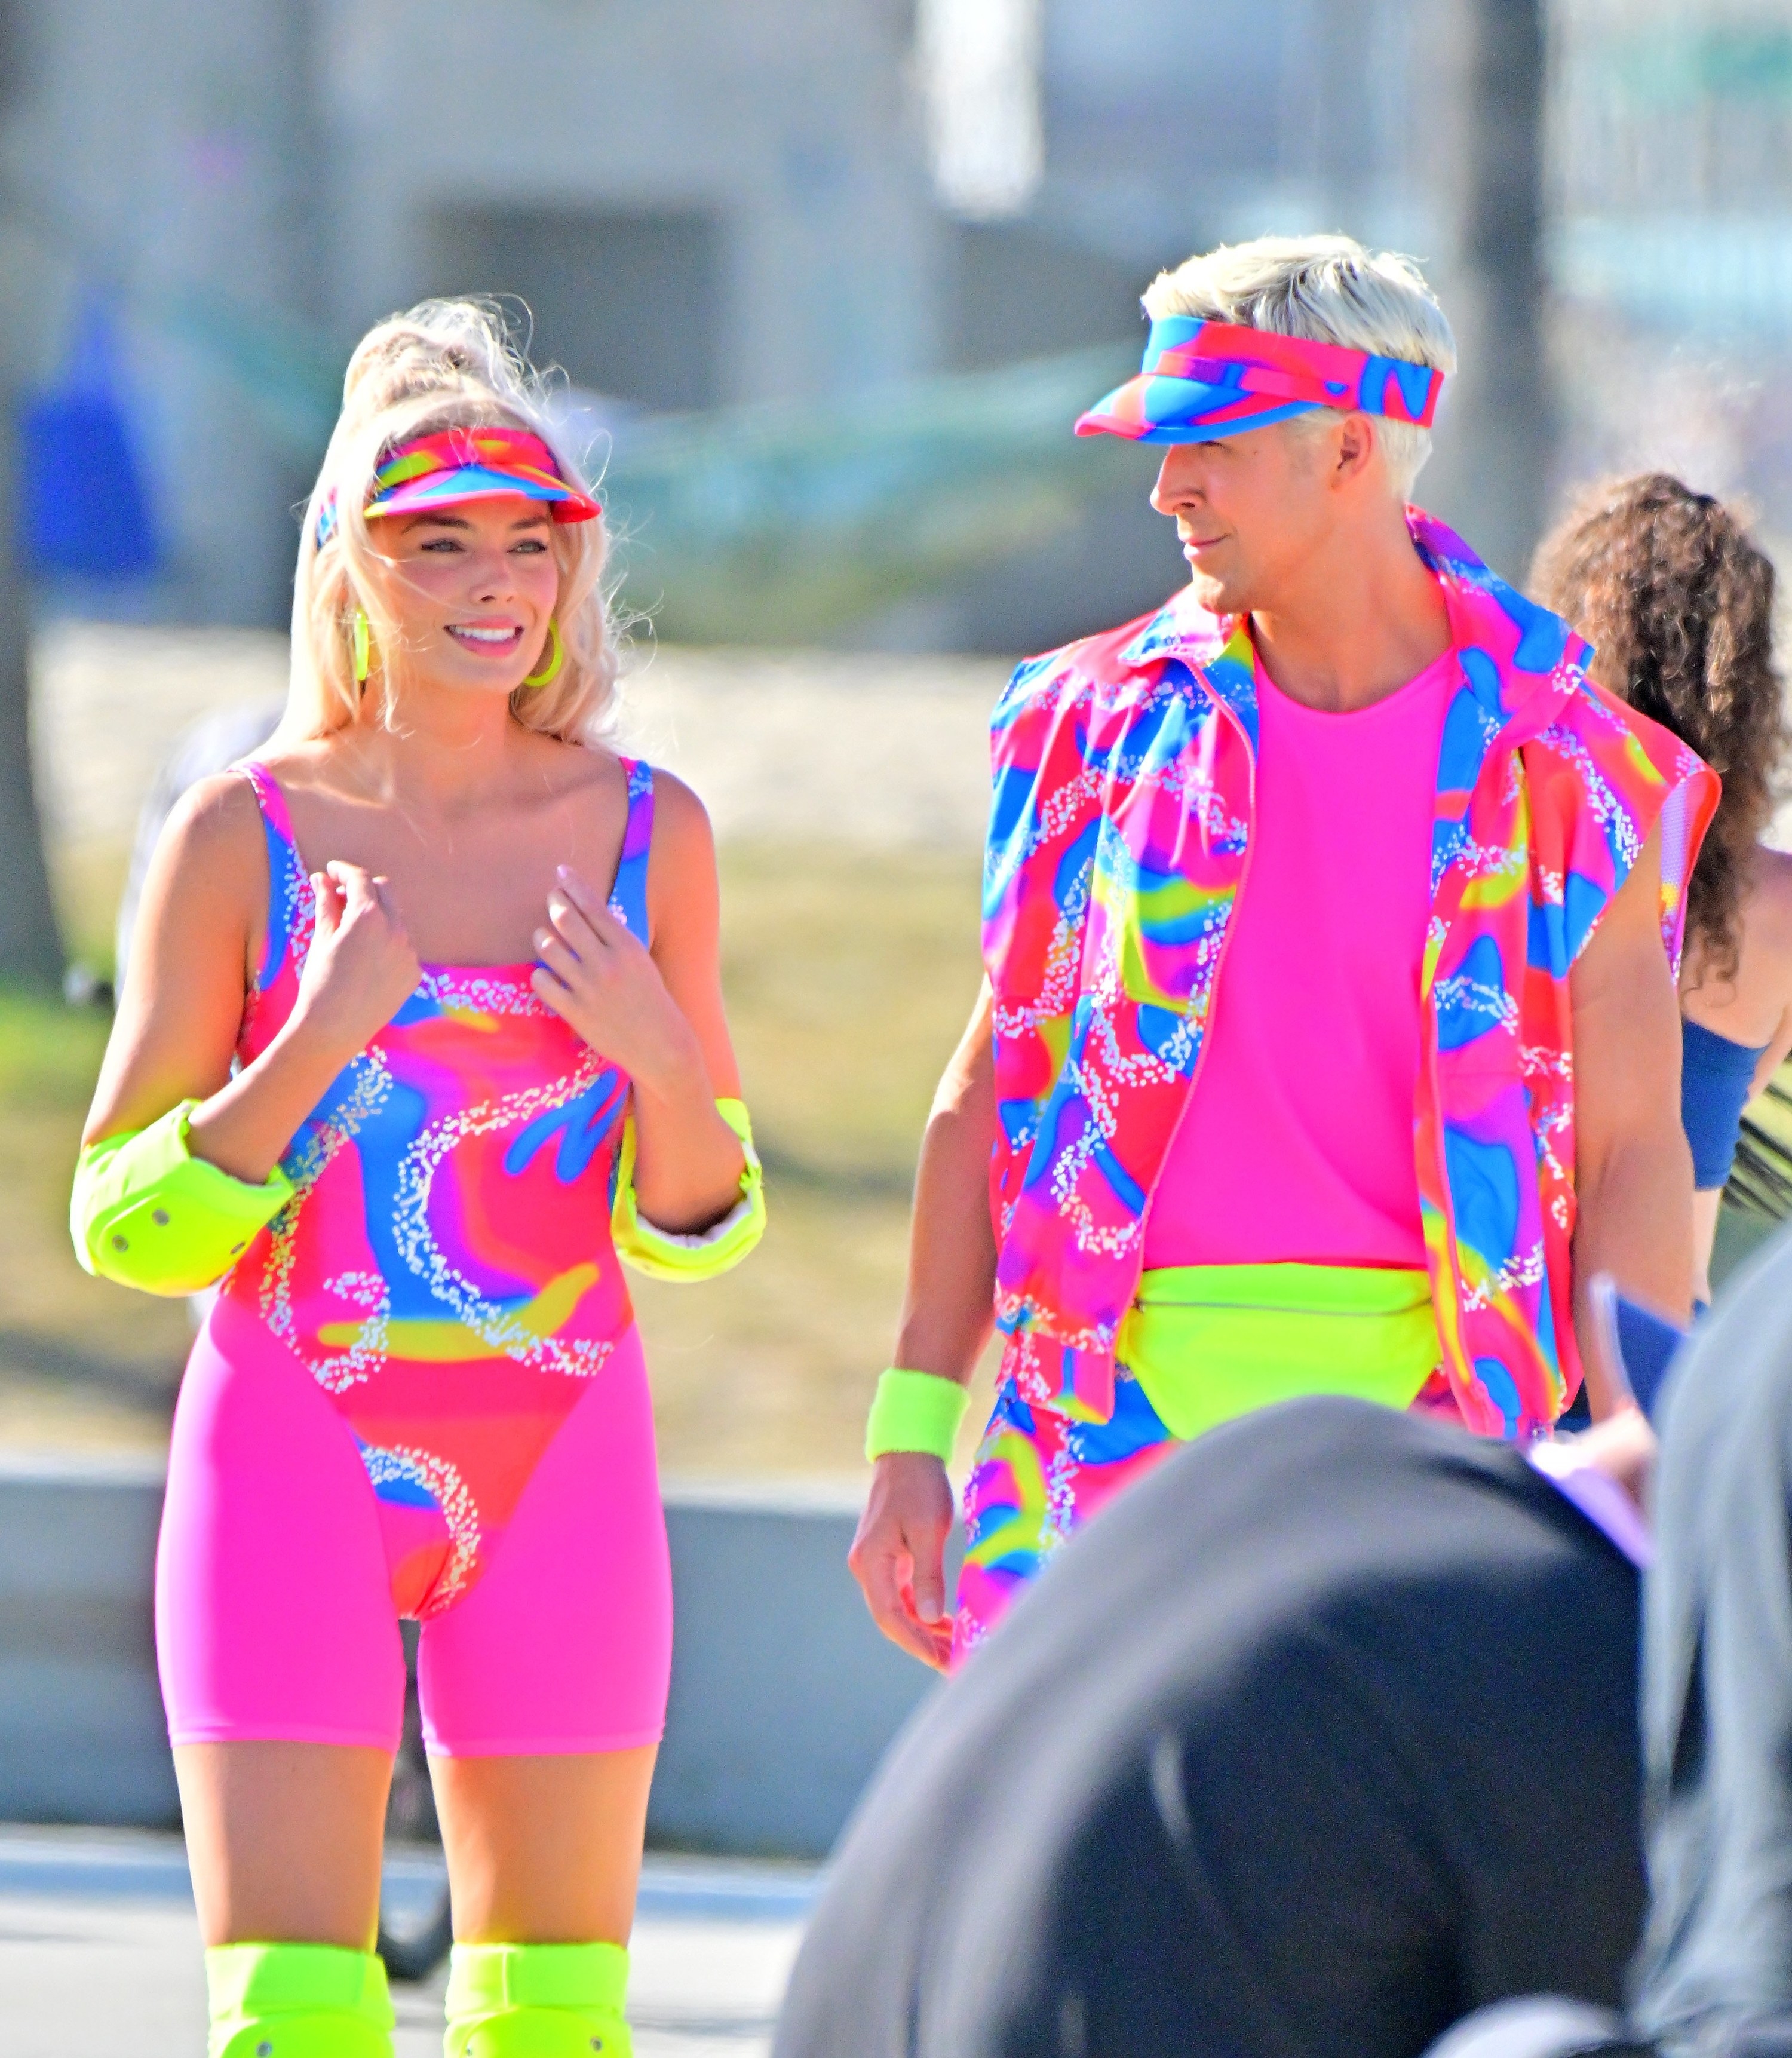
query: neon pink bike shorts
[{"left": 155, "top": 1296, "right": 672, "bottom": 1757}]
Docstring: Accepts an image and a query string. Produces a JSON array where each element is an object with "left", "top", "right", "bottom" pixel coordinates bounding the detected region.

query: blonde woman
[{"left": 71, "top": 302, "right": 764, "bottom": 2057}]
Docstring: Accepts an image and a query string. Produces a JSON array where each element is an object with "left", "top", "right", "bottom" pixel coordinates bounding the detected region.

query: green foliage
[
  {"left": 0, "top": 984, "right": 193, "bottom": 1447},
  {"left": 602, "top": 346, "right": 1146, "bottom": 642},
  {"left": 634, "top": 840, "right": 993, "bottom": 1474},
  {"left": 141, "top": 280, "right": 1147, "bottom": 640},
  {"left": 1613, "top": 29, "right": 1792, "bottom": 106},
  {"left": 716, "top": 841, "right": 981, "bottom": 1184}
]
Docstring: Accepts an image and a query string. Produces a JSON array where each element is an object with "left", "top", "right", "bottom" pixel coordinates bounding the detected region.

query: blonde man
[{"left": 851, "top": 235, "right": 1716, "bottom": 1668}]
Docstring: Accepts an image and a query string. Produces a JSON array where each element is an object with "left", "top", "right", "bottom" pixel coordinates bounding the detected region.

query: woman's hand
[
  {"left": 84, "top": 783, "right": 421, "bottom": 1192},
  {"left": 532, "top": 865, "right": 702, "bottom": 1090},
  {"left": 291, "top": 862, "right": 421, "bottom": 1063}
]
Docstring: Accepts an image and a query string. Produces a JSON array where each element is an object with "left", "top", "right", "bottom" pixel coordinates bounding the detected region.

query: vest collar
[{"left": 1116, "top": 505, "right": 1588, "bottom": 759}]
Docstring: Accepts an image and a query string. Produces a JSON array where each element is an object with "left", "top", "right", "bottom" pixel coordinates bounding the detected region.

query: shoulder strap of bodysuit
[
  {"left": 235, "top": 761, "right": 312, "bottom": 993},
  {"left": 608, "top": 757, "right": 655, "bottom": 941}
]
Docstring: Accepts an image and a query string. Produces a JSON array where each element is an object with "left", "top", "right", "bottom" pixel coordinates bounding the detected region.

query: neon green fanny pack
[{"left": 1118, "top": 1262, "right": 1441, "bottom": 1441}]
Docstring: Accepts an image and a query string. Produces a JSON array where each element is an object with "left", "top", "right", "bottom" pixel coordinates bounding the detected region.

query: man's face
[{"left": 1150, "top": 415, "right": 1347, "bottom": 617}]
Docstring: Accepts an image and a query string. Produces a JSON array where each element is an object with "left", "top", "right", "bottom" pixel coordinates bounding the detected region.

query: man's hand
[
  {"left": 849, "top": 1454, "right": 957, "bottom": 1671},
  {"left": 848, "top": 984, "right": 999, "bottom": 1670}
]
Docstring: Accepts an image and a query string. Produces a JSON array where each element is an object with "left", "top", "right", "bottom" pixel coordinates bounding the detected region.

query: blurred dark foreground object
[
  {"left": 1422, "top": 1996, "right": 1655, "bottom": 2057},
  {"left": 775, "top": 1397, "right": 1646, "bottom": 2058},
  {"left": 1424, "top": 1224, "right": 1792, "bottom": 2058}
]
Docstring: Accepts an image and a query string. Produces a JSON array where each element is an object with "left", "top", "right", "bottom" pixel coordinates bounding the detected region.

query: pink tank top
[{"left": 1142, "top": 646, "right": 1456, "bottom": 1271}]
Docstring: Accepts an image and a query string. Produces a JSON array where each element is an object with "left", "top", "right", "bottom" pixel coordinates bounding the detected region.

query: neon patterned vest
[{"left": 984, "top": 509, "right": 1717, "bottom": 1439}]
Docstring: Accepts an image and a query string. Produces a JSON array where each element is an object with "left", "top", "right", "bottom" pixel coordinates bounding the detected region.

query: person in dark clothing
[{"left": 777, "top": 1396, "right": 1650, "bottom": 2058}]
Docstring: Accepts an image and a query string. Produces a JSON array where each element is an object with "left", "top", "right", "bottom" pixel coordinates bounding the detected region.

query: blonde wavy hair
[{"left": 284, "top": 299, "right": 619, "bottom": 743}]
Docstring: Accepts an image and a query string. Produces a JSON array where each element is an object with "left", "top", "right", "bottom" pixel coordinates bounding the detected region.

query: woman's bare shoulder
[
  {"left": 1747, "top": 845, "right": 1792, "bottom": 958},
  {"left": 634, "top": 767, "right": 717, "bottom": 943},
  {"left": 122, "top": 770, "right": 268, "bottom": 1004},
  {"left": 159, "top": 768, "right": 266, "bottom": 872},
  {"left": 1698, "top": 844, "right": 1792, "bottom": 1030},
  {"left": 637, "top": 765, "right": 716, "bottom": 878},
  {"left": 510, "top": 729, "right": 627, "bottom": 806},
  {"left": 642, "top": 765, "right": 711, "bottom": 836}
]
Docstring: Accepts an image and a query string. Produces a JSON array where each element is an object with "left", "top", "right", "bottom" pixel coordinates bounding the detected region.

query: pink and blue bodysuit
[{"left": 157, "top": 759, "right": 673, "bottom": 1756}]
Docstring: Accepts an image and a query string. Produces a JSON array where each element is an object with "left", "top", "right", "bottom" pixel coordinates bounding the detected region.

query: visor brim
[
  {"left": 367, "top": 464, "right": 600, "bottom": 523},
  {"left": 1074, "top": 375, "right": 1322, "bottom": 446}
]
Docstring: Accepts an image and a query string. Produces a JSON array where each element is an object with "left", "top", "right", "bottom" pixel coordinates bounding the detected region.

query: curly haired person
[{"left": 1533, "top": 475, "right": 1792, "bottom": 1306}]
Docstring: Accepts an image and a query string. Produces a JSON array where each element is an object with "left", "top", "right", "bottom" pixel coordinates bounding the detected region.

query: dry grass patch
[
  {"left": 636, "top": 841, "right": 992, "bottom": 1477},
  {"left": 0, "top": 989, "right": 191, "bottom": 1450}
]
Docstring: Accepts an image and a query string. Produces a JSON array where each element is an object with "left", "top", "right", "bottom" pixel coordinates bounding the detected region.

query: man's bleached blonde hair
[
  {"left": 1143, "top": 234, "right": 1457, "bottom": 499},
  {"left": 284, "top": 298, "right": 619, "bottom": 743}
]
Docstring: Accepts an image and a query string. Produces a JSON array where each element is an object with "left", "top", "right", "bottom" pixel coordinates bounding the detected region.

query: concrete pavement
[{"left": 0, "top": 1828, "right": 814, "bottom": 2056}]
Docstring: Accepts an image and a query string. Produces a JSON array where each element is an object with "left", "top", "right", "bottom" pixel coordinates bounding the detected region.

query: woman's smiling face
[{"left": 366, "top": 492, "right": 561, "bottom": 696}]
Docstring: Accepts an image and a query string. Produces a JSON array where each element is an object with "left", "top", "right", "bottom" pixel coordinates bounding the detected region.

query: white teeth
[{"left": 451, "top": 625, "right": 517, "bottom": 643}]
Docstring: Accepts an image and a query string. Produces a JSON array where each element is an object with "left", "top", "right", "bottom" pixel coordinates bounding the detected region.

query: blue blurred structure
[{"left": 18, "top": 298, "right": 157, "bottom": 581}]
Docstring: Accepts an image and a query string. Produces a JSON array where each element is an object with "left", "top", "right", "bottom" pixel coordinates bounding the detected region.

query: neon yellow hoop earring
[
  {"left": 351, "top": 609, "right": 371, "bottom": 685},
  {"left": 521, "top": 617, "right": 563, "bottom": 689}
]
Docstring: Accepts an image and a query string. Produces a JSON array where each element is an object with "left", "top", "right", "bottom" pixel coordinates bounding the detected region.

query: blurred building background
[
  {"left": 4, "top": 0, "right": 1790, "bottom": 642},
  {"left": 12, "top": 0, "right": 1787, "bottom": 654},
  {"left": 4, "top": 0, "right": 1792, "bottom": 1471}
]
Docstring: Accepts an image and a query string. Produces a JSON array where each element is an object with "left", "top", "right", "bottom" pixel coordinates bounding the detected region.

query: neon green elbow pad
[
  {"left": 611, "top": 1097, "right": 766, "bottom": 1283},
  {"left": 70, "top": 1100, "right": 293, "bottom": 1297}
]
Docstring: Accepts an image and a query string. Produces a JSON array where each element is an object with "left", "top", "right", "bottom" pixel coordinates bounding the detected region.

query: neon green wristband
[{"left": 865, "top": 1367, "right": 972, "bottom": 1463}]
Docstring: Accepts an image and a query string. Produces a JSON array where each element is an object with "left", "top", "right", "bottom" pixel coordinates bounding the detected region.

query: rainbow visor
[
  {"left": 1075, "top": 317, "right": 1444, "bottom": 446},
  {"left": 365, "top": 425, "right": 600, "bottom": 524}
]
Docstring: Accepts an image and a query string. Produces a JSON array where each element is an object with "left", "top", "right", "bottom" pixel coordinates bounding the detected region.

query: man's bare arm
[
  {"left": 891, "top": 980, "right": 999, "bottom": 1382},
  {"left": 848, "top": 983, "right": 998, "bottom": 1670},
  {"left": 1571, "top": 823, "right": 1695, "bottom": 1415}
]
